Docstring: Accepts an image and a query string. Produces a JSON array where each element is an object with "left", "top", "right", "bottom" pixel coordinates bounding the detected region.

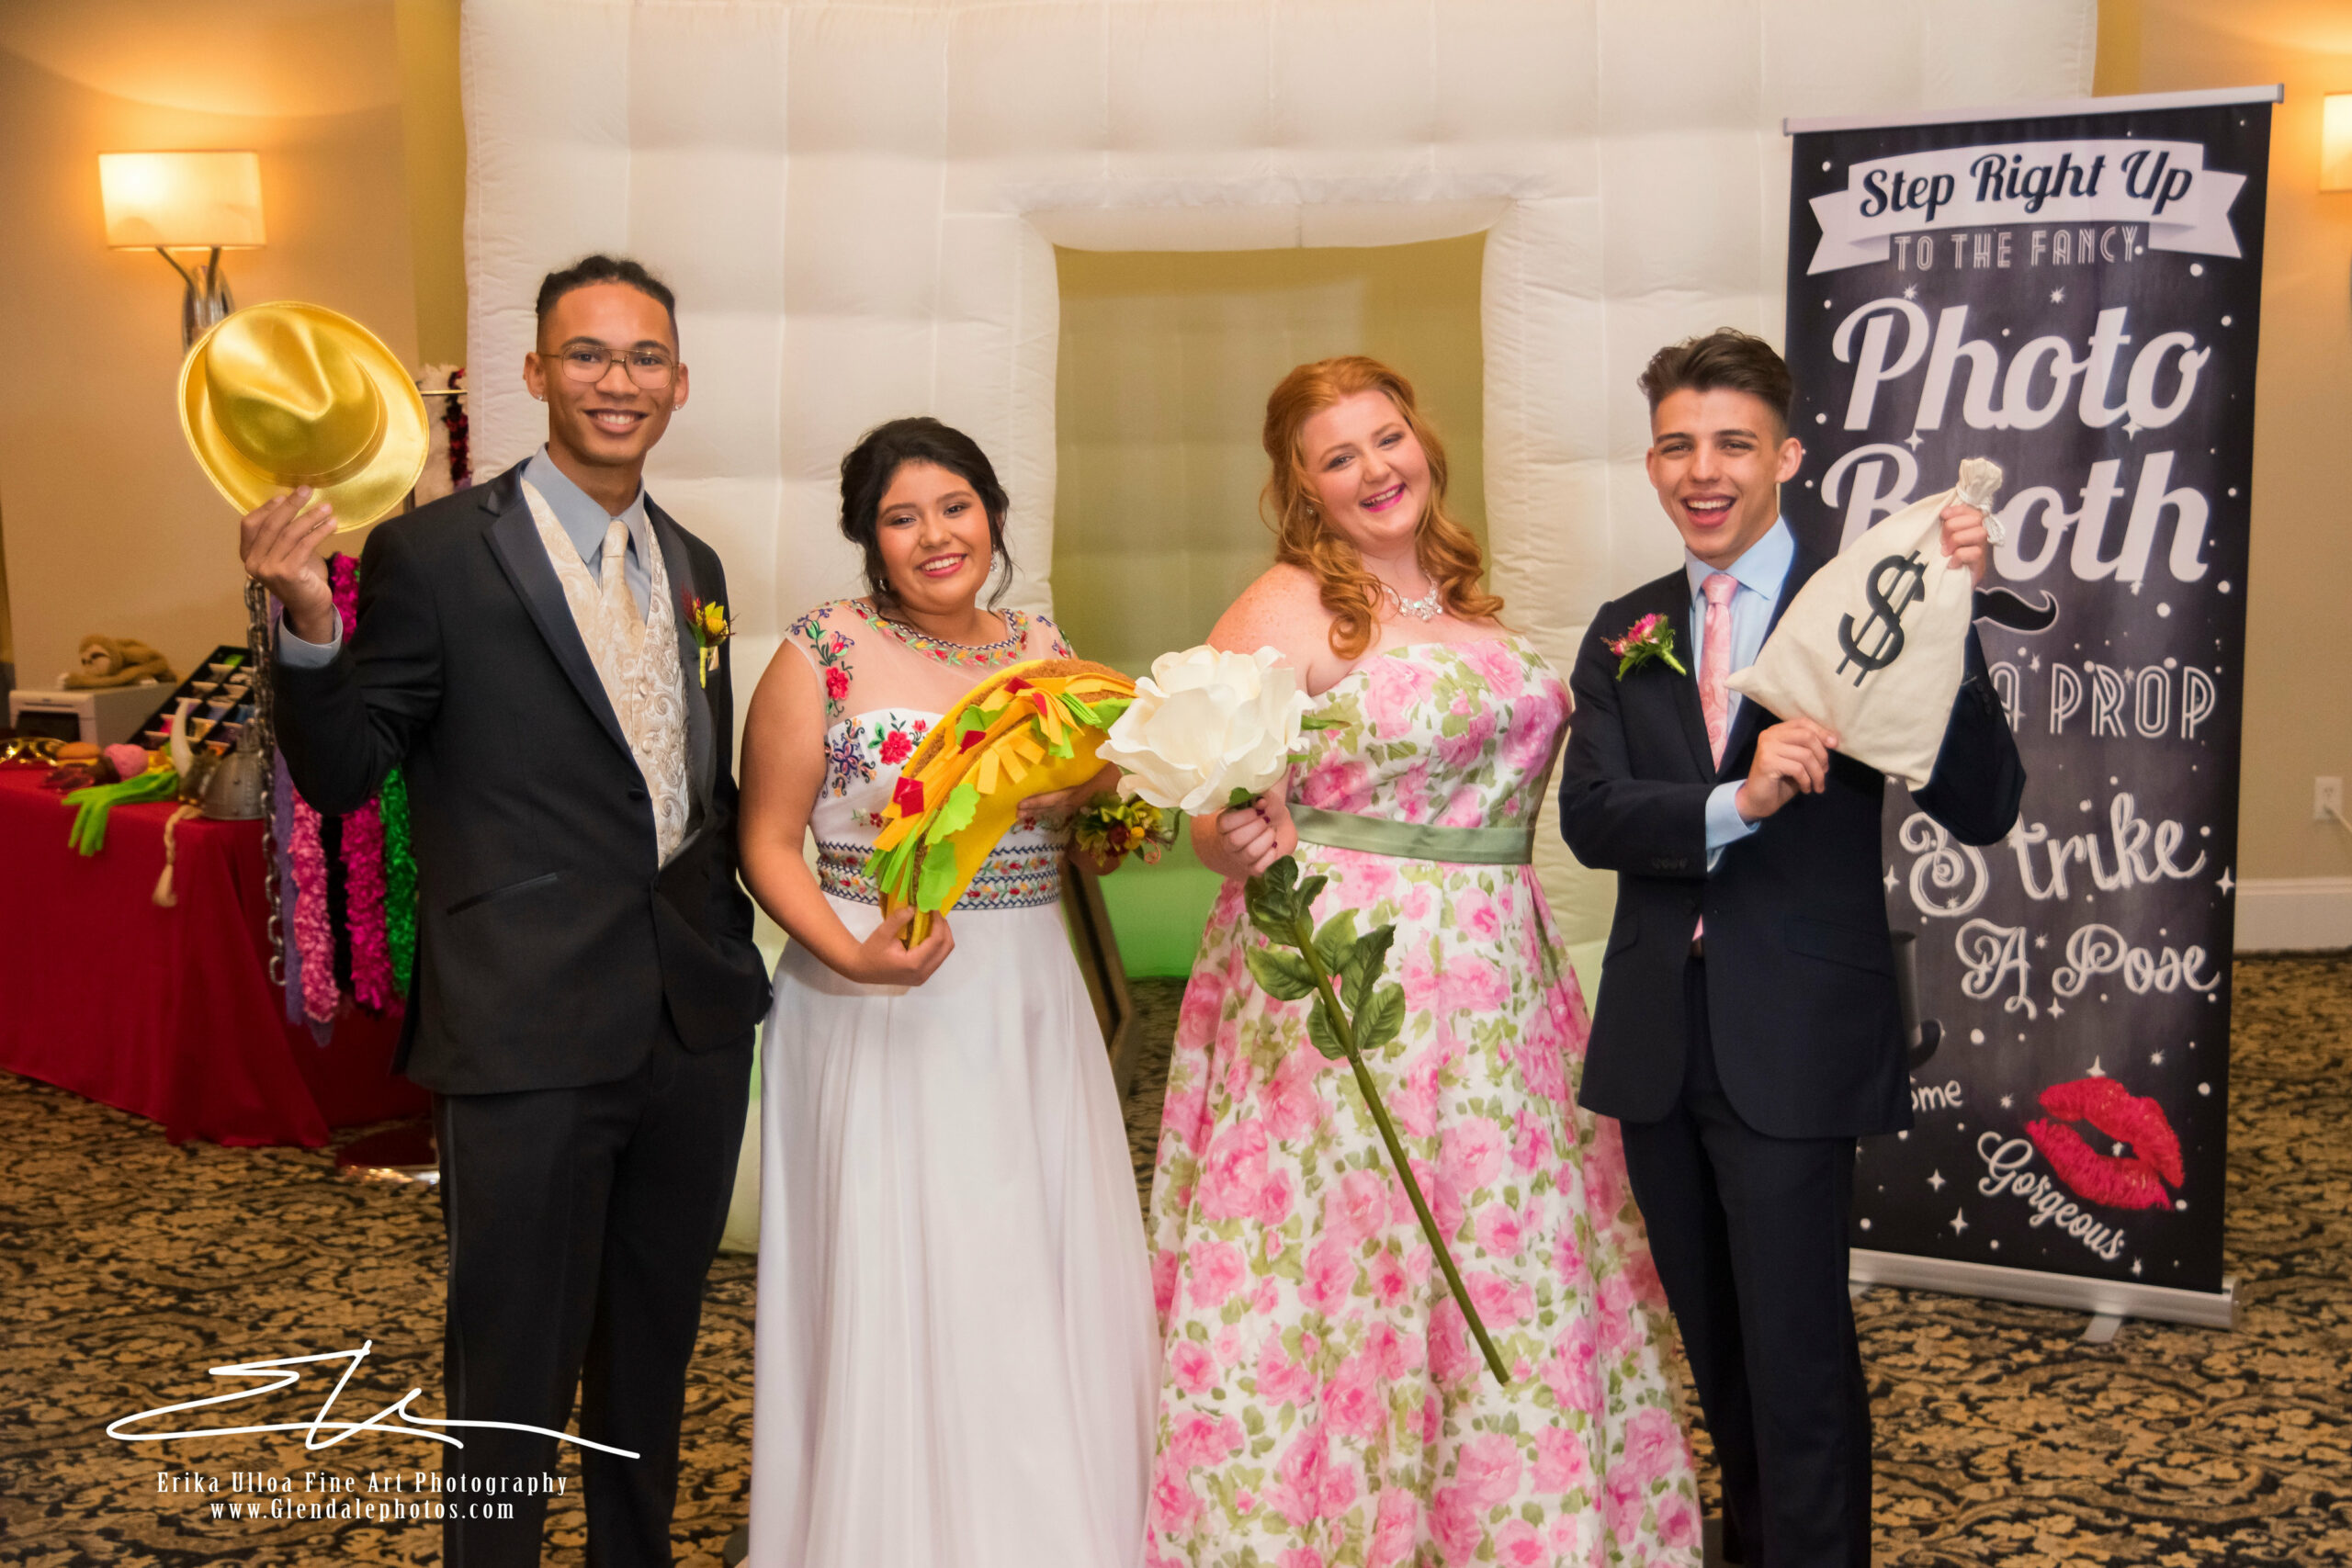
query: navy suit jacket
[
  {"left": 273, "top": 461, "right": 772, "bottom": 1095},
  {"left": 1559, "top": 545, "right": 2024, "bottom": 1139}
]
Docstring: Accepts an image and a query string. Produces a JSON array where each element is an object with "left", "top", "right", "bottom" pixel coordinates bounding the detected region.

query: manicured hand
[
  {"left": 1736, "top": 716, "right": 1838, "bottom": 823},
  {"left": 1939, "top": 501, "right": 1990, "bottom": 585},
  {"left": 846, "top": 907, "right": 954, "bottom": 986},
  {"left": 238, "top": 488, "right": 340, "bottom": 644},
  {"left": 1200, "top": 794, "right": 1296, "bottom": 878}
]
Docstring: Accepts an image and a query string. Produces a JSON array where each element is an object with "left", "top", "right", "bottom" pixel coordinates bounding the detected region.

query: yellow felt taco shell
[{"left": 872, "top": 660, "right": 1136, "bottom": 943}]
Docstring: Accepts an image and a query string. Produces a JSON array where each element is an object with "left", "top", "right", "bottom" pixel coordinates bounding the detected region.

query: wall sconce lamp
[
  {"left": 2325, "top": 94, "right": 2352, "bottom": 191},
  {"left": 98, "top": 152, "right": 266, "bottom": 351},
  {"left": 2325, "top": 96, "right": 2350, "bottom": 313}
]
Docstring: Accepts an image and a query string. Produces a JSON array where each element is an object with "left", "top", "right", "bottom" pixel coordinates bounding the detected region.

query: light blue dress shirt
[
  {"left": 1693, "top": 517, "right": 1796, "bottom": 862},
  {"left": 277, "top": 447, "right": 652, "bottom": 666}
]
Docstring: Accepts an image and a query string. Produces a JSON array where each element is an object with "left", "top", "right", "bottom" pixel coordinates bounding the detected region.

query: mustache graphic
[
  {"left": 1973, "top": 586, "right": 2060, "bottom": 633},
  {"left": 2024, "top": 1076, "right": 2185, "bottom": 1211}
]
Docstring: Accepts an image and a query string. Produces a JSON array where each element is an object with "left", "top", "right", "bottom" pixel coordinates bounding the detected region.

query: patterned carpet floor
[{"left": 0, "top": 954, "right": 2345, "bottom": 1565}]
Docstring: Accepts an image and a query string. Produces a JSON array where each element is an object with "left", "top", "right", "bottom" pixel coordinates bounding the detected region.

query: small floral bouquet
[
  {"left": 1608, "top": 611, "right": 1686, "bottom": 679},
  {"left": 1071, "top": 793, "right": 1175, "bottom": 875},
  {"left": 682, "top": 594, "right": 734, "bottom": 688}
]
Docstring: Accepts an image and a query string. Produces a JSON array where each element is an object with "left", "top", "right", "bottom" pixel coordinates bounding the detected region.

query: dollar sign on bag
[{"left": 1836, "top": 551, "right": 1928, "bottom": 687}]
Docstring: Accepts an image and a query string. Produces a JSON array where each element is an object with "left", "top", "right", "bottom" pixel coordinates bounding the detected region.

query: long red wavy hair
[{"left": 1261, "top": 355, "right": 1503, "bottom": 660}]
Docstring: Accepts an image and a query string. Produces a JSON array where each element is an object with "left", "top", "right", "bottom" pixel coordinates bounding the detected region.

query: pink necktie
[
  {"left": 1693, "top": 572, "right": 1736, "bottom": 951},
  {"left": 1699, "top": 572, "right": 1736, "bottom": 769}
]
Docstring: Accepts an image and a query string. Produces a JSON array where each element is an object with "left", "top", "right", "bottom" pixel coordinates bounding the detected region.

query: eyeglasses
[{"left": 550, "top": 345, "right": 679, "bottom": 389}]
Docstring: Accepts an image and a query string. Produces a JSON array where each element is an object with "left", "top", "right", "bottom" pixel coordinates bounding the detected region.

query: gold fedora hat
[{"left": 180, "top": 301, "right": 428, "bottom": 533}]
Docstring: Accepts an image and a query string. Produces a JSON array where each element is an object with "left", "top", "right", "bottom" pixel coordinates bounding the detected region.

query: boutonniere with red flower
[
  {"left": 683, "top": 594, "right": 734, "bottom": 688},
  {"left": 1607, "top": 613, "right": 1688, "bottom": 680}
]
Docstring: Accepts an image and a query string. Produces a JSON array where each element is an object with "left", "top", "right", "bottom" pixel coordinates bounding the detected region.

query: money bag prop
[{"left": 1727, "top": 458, "right": 2004, "bottom": 790}]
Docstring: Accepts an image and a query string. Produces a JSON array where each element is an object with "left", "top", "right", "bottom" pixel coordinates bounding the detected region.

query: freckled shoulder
[{"left": 1209, "top": 564, "right": 1327, "bottom": 662}]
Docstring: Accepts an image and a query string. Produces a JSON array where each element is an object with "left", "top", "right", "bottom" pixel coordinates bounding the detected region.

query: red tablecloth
[{"left": 0, "top": 767, "right": 427, "bottom": 1145}]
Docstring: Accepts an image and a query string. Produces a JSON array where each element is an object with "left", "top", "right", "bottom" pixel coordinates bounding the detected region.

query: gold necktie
[{"left": 600, "top": 517, "right": 635, "bottom": 621}]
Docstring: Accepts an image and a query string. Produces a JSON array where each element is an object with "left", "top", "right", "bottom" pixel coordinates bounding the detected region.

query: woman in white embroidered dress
[{"left": 736, "top": 418, "right": 1156, "bottom": 1568}]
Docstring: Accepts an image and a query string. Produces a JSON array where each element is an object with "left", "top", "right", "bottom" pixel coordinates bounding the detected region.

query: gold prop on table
[
  {"left": 865, "top": 660, "right": 1136, "bottom": 946},
  {"left": 0, "top": 737, "right": 62, "bottom": 766},
  {"left": 180, "top": 301, "right": 429, "bottom": 533}
]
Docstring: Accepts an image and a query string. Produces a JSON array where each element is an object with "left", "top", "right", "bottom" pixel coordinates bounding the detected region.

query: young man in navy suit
[{"left": 1560, "top": 331, "right": 2023, "bottom": 1567}]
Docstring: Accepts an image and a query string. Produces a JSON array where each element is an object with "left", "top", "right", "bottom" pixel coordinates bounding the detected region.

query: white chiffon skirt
[{"left": 747, "top": 895, "right": 1157, "bottom": 1568}]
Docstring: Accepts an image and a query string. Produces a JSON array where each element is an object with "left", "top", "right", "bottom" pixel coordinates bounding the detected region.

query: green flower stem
[{"left": 1285, "top": 908, "right": 1513, "bottom": 1387}]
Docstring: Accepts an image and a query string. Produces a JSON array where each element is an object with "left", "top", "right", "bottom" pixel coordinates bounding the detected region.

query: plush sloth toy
[{"left": 63, "top": 635, "right": 175, "bottom": 690}]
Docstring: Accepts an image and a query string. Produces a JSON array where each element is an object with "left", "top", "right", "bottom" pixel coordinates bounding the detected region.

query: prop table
[{"left": 0, "top": 768, "right": 426, "bottom": 1145}]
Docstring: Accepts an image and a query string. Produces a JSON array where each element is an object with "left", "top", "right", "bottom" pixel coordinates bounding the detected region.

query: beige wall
[
  {"left": 395, "top": 0, "right": 467, "bottom": 367},
  {"left": 0, "top": 0, "right": 441, "bottom": 698},
  {"left": 2099, "top": 0, "right": 2352, "bottom": 883}
]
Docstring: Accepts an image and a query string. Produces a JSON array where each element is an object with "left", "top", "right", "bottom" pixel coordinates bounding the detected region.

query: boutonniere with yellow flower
[
  {"left": 683, "top": 594, "right": 733, "bottom": 687},
  {"left": 1607, "top": 612, "right": 1687, "bottom": 680}
]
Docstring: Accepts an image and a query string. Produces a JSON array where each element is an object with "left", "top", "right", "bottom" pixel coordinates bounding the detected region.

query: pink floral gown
[{"left": 1146, "top": 637, "right": 1702, "bottom": 1568}]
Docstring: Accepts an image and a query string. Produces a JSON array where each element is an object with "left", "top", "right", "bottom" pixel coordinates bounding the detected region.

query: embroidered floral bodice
[
  {"left": 1291, "top": 637, "right": 1571, "bottom": 829},
  {"left": 786, "top": 598, "right": 1076, "bottom": 909}
]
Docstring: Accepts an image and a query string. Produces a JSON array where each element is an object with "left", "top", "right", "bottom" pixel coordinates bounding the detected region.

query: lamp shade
[
  {"left": 98, "top": 152, "right": 265, "bottom": 249},
  {"left": 2326, "top": 96, "right": 2352, "bottom": 194}
]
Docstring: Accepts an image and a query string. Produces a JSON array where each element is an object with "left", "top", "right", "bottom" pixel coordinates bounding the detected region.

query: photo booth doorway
[{"left": 1050, "top": 236, "right": 1487, "bottom": 974}]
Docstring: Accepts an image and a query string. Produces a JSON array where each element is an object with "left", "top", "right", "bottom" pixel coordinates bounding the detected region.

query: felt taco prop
[{"left": 865, "top": 659, "right": 1136, "bottom": 944}]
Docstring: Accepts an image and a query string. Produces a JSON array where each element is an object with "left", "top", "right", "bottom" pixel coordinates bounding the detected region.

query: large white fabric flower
[{"left": 1101, "top": 645, "right": 1312, "bottom": 814}]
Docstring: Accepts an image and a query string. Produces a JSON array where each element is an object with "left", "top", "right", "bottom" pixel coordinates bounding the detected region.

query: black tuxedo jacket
[
  {"left": 275, "top": 461, "right": 771, "bottom": 1095},
  {"left": 1559, "top": 545, "right": 2024, "bottom": 1139}
]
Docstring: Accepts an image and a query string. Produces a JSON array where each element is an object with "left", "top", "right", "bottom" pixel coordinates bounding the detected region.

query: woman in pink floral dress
[{"left": 1146, "top": 359, "right": 1702, "bottom": 1568}]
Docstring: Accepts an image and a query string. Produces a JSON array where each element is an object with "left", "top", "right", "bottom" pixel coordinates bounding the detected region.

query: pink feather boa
[
  {"left": 328, "top": 555, "right": 399, "bottom": 1014},
  {"left": 287, "top": 795, "right": 338, "bottom": 1024}
]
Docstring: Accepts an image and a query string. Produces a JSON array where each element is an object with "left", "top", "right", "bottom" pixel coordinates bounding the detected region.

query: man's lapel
[
  {"left": 1653, "top": 579, "right": 1717, "bottom": 781},
  {"left": 1715, "top": 543, "right": 1825, "bottom": 780},
  {"left": 480, "top": 464, "right": 635, "bottom": 765},
  {"left": 649, "top": 502, "right": 718, "bottom": 816}
]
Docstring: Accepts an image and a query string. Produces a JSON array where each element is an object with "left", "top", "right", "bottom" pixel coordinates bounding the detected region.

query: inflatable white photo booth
[{"left": 460, "top": 0, "right": 2093, "bottom": 943}]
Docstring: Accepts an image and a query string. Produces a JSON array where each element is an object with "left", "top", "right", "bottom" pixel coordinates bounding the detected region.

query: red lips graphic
[{"left": 2024, "top": 1076, "right": 2185, "bottom": 1211}]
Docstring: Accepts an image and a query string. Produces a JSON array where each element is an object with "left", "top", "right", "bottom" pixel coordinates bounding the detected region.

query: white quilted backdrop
[{"left": 460, "top": 0, "right": 2095, "bottom": 939}]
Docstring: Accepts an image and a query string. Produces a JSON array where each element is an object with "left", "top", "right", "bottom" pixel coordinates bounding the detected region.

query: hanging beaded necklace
[
  {"left": 858, "top": 600, "right": 1030, "bottom": 667},
  {"left": 1384, "top": 579, "right": 1443, "bottom": 622}
]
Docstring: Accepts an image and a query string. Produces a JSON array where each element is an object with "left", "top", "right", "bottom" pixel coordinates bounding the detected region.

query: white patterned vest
[{"left": 522, "top": 481, "right": 693, "bottom": 865}]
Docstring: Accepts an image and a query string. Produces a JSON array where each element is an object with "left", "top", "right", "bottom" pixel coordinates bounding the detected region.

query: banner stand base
[{"left": 1849, "top": 1249, "right": 2238, "bottom": 1331}]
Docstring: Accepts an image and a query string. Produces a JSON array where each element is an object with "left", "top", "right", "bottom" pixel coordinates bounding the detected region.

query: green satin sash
[{"left": 1291, "top": 804, "right": 1536, "bottom": 865}]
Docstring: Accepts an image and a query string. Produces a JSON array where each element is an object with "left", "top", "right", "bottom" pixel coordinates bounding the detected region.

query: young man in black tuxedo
[
  {"left": 1559, "top": 331, "right": 2023, "bottom": 1567},
  {"left": 240, "top": 256, "right": 771, "bottom": 1568}
]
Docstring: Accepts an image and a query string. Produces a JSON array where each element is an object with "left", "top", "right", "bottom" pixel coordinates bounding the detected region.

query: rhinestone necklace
[{"left": 1383, "top": 580, "right": 1442, "bottom": 622}]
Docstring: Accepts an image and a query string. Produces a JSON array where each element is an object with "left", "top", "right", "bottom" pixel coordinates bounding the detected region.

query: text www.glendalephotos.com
[{"left": 208, "top": 1498, "right": 518, "bottom": 1522}]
